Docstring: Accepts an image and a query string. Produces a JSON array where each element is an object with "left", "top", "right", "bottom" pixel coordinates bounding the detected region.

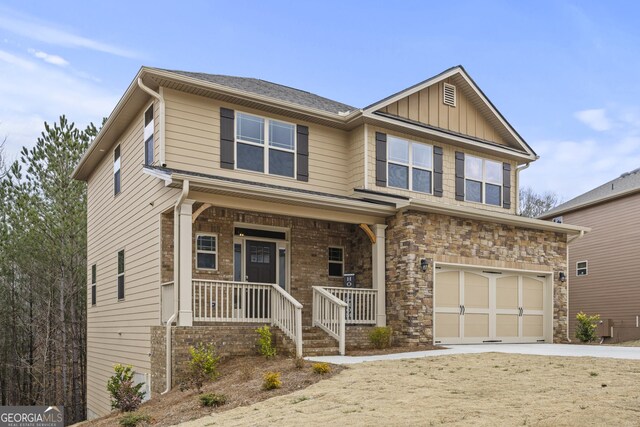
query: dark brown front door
[
  {"left": 246, "top": 240, "right": 277, "bottom": 283},
  {"left": 245, "top": 240, "right": 275, "bottom": 318}
]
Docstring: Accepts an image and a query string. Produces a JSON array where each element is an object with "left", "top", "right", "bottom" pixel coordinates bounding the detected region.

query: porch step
[
  {"left": 302, "top": 326, "right": 340, "bottom": 356},
  {"left": 303, "top": 346, "right": 340, "bottom": 356}
]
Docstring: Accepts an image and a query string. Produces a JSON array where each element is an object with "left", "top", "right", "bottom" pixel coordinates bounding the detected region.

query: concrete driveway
[{"left": 308, "top": 343, "right": 640, "bottom": 364}]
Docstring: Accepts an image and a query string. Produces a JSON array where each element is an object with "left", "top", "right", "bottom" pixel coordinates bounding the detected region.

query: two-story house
[{"left": 72, "top": 65, "right": 587, "bottom": 418}]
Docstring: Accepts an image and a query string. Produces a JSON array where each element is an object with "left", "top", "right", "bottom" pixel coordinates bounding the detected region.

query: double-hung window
[
  {"left": 91, "top": 264, "right": 96, "bottom": 306},
  {"left": 144, "top": 105, "right": 154, "bottom": 165},
  {"left": 196, "top": 234, "right": 217, "bottom": 270},
  {"left": 114, "top": 145, "right": 121, "bottom": 196},
  {"left": 236, "top": 112, "right": 295, "bottom": 178},
  {"left": 117, "top": 250, "right": 125, "bottom": 300},
  {"left": 576, "top": 261, "right": 588, "bottom": 276},
  {"left": 328, "top": 247, "right": 344, "bottom": 277},
  {"left": 388, "top": 136, "right": 433, "bottom": 193},
  {"left": 465, "top": 155, "right": 502, "bottom": 206}
]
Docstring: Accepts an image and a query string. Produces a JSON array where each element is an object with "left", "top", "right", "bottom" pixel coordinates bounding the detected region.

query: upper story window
[
  {"left": 236, "top": 112, "right": 295, "bottom": 178},
  {"left": 464, "top": 155, "right": 502, "bottom": 206},
  {"left": 117, "top": 250, "right": 125, "bottom": 300},
  {"left": 144, "top": 105, "right": 154, "bottom": 166},
  {"left": 91, "top": 264, "right": 96, "bottom": 306},
  {"left": 114, "top": 145, "right": 121, "bottom": 196},
  {"left": 387, "top": 136, "right": 433, "bottom": 194},
  {"left": 576, "top": 261, "right": 588, "bottom": 276},
  {"left": 196, "top": 234, "right": 217, "bottom": 270}
]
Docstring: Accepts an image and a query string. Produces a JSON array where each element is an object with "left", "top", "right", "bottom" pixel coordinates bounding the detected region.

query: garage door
[{"left": 434, "top": 268, "right": 550, "bottom": 344}]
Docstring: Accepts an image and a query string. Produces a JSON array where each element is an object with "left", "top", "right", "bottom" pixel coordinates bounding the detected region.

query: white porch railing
[
  {"left": 323, "top": 287, "right": 377, "bottom": 325},
  {"left": 312, "top": 286, "right": 347, "bottom": 355},
  {"left": 192, "top": 279, "right": 303, "bottom": 357}
]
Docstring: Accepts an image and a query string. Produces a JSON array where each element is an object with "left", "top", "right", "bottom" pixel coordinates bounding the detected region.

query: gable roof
[
  {"left": 362, "top": 65, "right": 537, "bottom": 158},
  {"left": 162, "top": 69, "right": 356, "bottom": 115},
  {"left": 540, "top": 168, "right": 640, "bottom": 218}
]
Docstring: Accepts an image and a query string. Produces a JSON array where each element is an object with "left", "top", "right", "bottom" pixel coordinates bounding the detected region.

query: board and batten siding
[
  {"left": 563, "top": 192, "right": 640, "bottom": 342},
  {"left": 365, "top": 124, "right": 517, "bottom": 214},
  {"left": 378, "top": 78, "right": 508, "bottom": 147},
  {"left": 86, "top": 99, "right": 180, "bottom": 418},
  {"left": 163, "top": 88, "right": 352, "bottom": 196}
]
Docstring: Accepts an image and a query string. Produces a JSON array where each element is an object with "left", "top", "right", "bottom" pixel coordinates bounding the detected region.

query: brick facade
[{"left": 385, "top": 210, "right": 568, "bottom": 345}]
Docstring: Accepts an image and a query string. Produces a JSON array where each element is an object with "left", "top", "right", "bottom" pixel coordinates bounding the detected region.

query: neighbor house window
[
  {"left": 117, "top": 250, "right": 125, "bottom": 300},
  {"left": 91, "top": 264, "right": 96, "bottom": 306},
  {"left": 144, "top": 105, "right": 154, "bottom": 166},
  {"left": 328, "top": 247, "right": 344, "bottom": 277},
  {"left": 577, "top": 261, "right": 588, "bottom": 276},
  {"left": 465, "top": 155, "right": 502, "bottom": 206},
  {"left": 236, "top": 112, "right": 295, "bottom": 178},
  {"left": 196, "top": 234, "right": 217, "bottom": 270},
  {"left": 114, "top": 145, "right": 121, "bottom": 195},
  {"left": 387, "top": 136, "right": 433, "bottom": 193}
]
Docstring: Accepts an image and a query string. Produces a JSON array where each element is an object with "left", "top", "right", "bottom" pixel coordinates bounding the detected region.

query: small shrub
[
  {"left": 293, "top": 357, "right": 305, "bottom": 370},
  {"left": 184, "top": 343, "right": 221, "bottom": 393},
  {"left": 119, "top": 412, "right": 150, "bottom": 427},
  {"left": 256, "top": 325, "right": 277, "bottom": 358},
  {"left": 575, "top": 311, "right": 600, "bottom": 343},
  {"left": 107, "top": 364, "right": 146, "bottom": 412},
  {"left": 263, "top": 371, "right": 282, "bottom": 390},
  {"left": 369, "top": 326, "right": 392, "bottom": 349},
  {"left": 312, "top": 362, "right": 331, "bottom": 375},
  {"left": 200, "top": 393, "right": 227, "bottom": 407}
]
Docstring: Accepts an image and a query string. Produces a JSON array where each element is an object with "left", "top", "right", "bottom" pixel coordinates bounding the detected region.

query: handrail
[
  {"left": 271, "top": 283, "right": 303, "bottom": 309},
  {"left": 312, "top": 286, "right": 346, "bottom": 355}
]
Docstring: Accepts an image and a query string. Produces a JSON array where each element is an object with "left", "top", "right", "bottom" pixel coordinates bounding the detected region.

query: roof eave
[{"left": 539, "top": 186, "right": 640, "bottom": 219}]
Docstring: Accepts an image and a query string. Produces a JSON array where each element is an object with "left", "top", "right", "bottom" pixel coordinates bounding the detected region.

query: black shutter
[
  {"left": 503, "top": 162, "right": 512, "bottom": 209},
  {"left": 375, "top": 132, "right": 387, "bottom": 187},
  {"left": 220, "top": 108, "right": 235, "bottom": 169},
  {"left": 433, "top": 146, "right": 443, "bottom": 197},
  {"left": 455, "top": 151, "right": 465, "bottom": 201},
  {"left": 296, "top": 125, "right": 309, "bottom": 182}
]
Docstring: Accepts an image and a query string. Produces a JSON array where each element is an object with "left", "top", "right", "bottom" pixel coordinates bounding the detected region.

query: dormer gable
[{"left": 363, "top": 66, "right": 536, "bottom": 158}]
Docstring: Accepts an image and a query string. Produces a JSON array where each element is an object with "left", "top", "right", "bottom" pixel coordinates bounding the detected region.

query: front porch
[{"left": 160, "top": 202, "right": 388, "bottom": 357}]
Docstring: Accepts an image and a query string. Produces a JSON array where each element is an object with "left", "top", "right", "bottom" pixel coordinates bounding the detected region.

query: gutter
[
  {"left": 515, "top": 162, "right": 530, "bottom": 214},
  {"left": 162, "top": 179, "right": 190, "bottom": 395},
  {"left": 137, "top": 77, "right": 166, "bottom": 166}
]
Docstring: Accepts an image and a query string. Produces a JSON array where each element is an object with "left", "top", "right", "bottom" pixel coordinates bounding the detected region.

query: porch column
[
  {"left": 178, "top": 199, "right": 195, "bottom": 326},
  {"left": 372, "top": 223, "right": 387, "bottom": 326}
]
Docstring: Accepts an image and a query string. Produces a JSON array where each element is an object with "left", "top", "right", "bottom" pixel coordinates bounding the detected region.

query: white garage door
[{"left": 434, "top": 268, "right": 551, "bottom": 344}]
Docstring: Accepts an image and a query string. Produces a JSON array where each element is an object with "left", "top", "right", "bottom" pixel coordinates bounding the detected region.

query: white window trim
[
  {"left": 576, "top": 260, "right": 588, "bottom": 276},
  {"left": 196, "top": 233, "right": 218, "bottom": 271},
  {"left": 328, "top": 246, "right": 345, "bottom": 278},
  {"left": 91, "top": 264, "right": 97, "bottom": 306},
  {"left": 464, "top": 155, "right": 502, "bottom": 206},
  {"left": 114, "top": 144, "right": 121, "bottom": 196},
  {"left": 144, "top": 103, "right": 154, "bottom": 166},
  {"left": 117, "top": 249, "right": 125, "bottom": 301},
  {"left": 234, "top": 111, "right": 297, "bottom": 178},
  {"left": 387, "top": 136, "right": 434, "bottom": 194}
]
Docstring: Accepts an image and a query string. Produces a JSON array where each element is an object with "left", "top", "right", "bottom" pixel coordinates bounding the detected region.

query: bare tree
[{"left": 519, "top": 186, "right": 561, "bottom": 217}]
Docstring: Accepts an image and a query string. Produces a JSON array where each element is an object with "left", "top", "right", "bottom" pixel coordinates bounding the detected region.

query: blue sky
[{"left": 1, "top": 0, "right": 639, "bottom": 201}]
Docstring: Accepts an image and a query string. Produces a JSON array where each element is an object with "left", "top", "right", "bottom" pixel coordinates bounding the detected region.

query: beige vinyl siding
[
  {"left": 348, "top": 125, "right": 365, "bottom": 190},
  {"left": 564, "top": 193, "right": 640, "bottom": 341},
  {"left": 365, "top": 125, "right": 517, "bottom": 214},
  {"left": 86, "top": 99, "right": 180, "bottom": 417},
  {"left": 163, "top": 88, "right": 351, "bottom": 196},
  {"left": 378, "top": 78, "right": 508, "bottom": 147}
]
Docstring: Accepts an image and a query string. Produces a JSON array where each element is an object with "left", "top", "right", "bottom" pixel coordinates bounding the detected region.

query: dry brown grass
[
  {"left": 84, "top": 355, "right": 343, "bottom": 427},
  {"left": 613, "top": 340, "right": 640, "bottom": 347},
  {"left": 182, "top": 353, "right": 640, "bottom": 427}
]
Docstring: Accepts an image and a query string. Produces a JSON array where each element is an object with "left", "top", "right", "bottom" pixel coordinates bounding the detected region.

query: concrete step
[{"left": 303, "top": 347, "right": 340, "bottom": 356}]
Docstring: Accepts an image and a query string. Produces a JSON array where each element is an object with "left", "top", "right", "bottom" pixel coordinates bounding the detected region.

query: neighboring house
[
  {"left": 540, "top": 169, "right": 640, "bottom": 342},
  {"left": 72, "top": 65, "right": 587, "bottom": 418}
]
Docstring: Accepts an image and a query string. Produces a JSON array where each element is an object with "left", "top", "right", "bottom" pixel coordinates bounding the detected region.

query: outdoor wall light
[
  {"left": 420, "top": 259, "right": 428, "bottom": 272},
  {"left": 559, "top": 272, "right": 566, "bottom": 283}
]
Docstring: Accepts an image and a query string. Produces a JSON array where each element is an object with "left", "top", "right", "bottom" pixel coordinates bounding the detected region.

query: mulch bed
[{"left": 348, "top": 344, "right": 444, "bottom": 356}]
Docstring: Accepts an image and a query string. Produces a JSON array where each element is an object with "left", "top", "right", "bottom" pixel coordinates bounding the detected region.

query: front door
[{"left": 246, "top": 240, "right": 277, "bottom": 283}]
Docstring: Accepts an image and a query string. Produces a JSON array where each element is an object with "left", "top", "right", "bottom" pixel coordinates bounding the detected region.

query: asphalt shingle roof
[
  {"left": 541, "top": 167, "right": 640, "bottom": 217},
  {"left": 163, "top": 69, "right": 356, "bottom": 115}
]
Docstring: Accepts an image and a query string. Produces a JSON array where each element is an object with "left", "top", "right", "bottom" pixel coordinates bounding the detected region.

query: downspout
[
  {"left": 162, "top": 179, "right": 189, "bottom": 395},
  {"left": 137, "top": 78, "right": 166, "bottom": 167},
  {"left": 515, "top": 162, "right": 530, "bottom": 214},
  {"left": 564, "top": 230, "right": 585, "bottom": 343}
]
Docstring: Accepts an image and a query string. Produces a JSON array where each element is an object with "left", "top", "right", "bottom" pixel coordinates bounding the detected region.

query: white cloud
[
  {"left": 28, "top": 48, "right": 68, "bottom": 66},
  {"left": 0, "top": 8, "right": 137, "bottom": 58},
  {"left": 0, "top": 49, "right": 36, "bottom": 70},
  {"left": 574, "top": 108, "right": 611, "bottom": 131}
]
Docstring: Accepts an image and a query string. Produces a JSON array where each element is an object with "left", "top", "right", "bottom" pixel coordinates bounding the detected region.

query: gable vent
[{"left": 443, "top": 83, "right": 456, "bottom": 107}]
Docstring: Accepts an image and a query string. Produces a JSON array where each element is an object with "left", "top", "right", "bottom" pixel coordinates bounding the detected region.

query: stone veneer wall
[
  {"left": 161, "top": 206, "right": 373, "bottom": 326},
  {"left": 385, "top": 210, "right": 568, "bottom": 345}
]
